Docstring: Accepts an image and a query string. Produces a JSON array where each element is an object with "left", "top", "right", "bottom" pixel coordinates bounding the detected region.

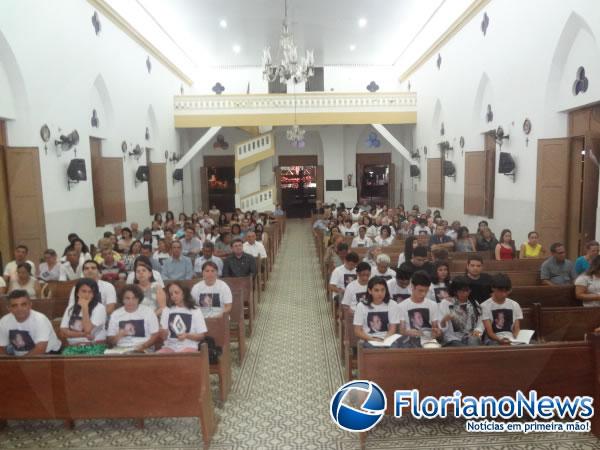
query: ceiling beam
[
  {"left": 372, "top": 124, "right": 412, "bottom": 163},
  {"left": 174, "top": 126, "right": 221, "bottom": 170}
]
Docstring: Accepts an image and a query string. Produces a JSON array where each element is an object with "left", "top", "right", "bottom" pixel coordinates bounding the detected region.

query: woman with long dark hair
[
  {"left": 132, "top": 257, "right": 166, "bottom": 316},
  {"left": 575, "top": 255, "right": 600, "bottom": 307},
  {"left": 59, "top": 278, "right": 107, "bottom": 346},
  {"left": 495, "top": 229, "right": 516, "bottom": 260},
  {"left": 353, "top": 277, "right": 397, "bottom": 343},
  {"left": 427, "top": 261, "right": 451, "bottom": 303},
  {"left": 439, "top": 276, "right": 482, "bottom": 346}
]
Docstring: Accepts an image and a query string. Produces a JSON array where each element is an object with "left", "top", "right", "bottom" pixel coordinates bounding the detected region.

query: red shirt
[{"left": 499, "top": 245, "right": 514, "bottom": 260}]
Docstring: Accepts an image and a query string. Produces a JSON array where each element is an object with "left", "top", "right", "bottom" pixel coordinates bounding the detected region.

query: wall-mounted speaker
[
  {"left": 409, "top": 165, "right": 420, "bottom": 178},
  {"left": 498, "top": 152, "right": 516, "bottom": 181},
  {"left": 173, "top": 168, "right": 183, "bottom": 181},
  {"left": 67, "top": 158, "right": 86, "bottom": 191},
  {"left": 443, "top": 160, "right": 456, "bottom": 179},
  {"left": 135, "top": 165, "right": 149, "bottom": 186}
]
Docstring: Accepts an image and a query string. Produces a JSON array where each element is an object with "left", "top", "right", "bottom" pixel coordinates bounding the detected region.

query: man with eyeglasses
[{"left": 540, "top": 243, "right": 576, "bottom": 286}]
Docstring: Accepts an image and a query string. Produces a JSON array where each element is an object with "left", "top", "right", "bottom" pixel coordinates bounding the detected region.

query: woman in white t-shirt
[
  {"left": 374, "top": 225, "right": 394, "bottom": 247},
  {"left": 351, "top": 226, "right": 373, "bottom": 248},
  {"left": 133, "top": 257, "right": 166, "bottom": 317},
  {"left": 60, "top": 278, "right": 107, "bottom": 346},
  {"left": 8, "top": 263, "right": 41, "bottom": 299},
  {"left": 340, "top": 218, "right": 358, "bottom": 237},
  {"left": 107, "top": 285, "right": 159, "bottom": 351},
  {"left": 575, "top": 256, "right": 600, "bottom": 307},
  {"left": 190, "top": 261, "right": 232, "bottom": 316},
  {"left": 427, "top": 261, "right": 451, "bottom": 303},
  {"left": 158, "top": 281, "right": 207, "bottom": 353},
  {"left": 353, "top": 277, "right": 398, "bottom": 344}
]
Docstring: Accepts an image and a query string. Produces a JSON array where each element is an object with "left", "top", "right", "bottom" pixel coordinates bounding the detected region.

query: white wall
[
  {"left": 238, "top": 163, "right": 261, "bottom": 198},
  {"left": 0, "top": 0, "right": 184, "bottom": 251},
  {"left": 404, "top": 0, "right": 600, "bottom": 246}
]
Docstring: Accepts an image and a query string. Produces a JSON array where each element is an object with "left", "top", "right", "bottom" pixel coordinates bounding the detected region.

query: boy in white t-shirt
[
  {"left": 328, "top": 252, "right": 359, "bottom": 302},
  {"left": 387, "top": 264, "right": 412, "bottom": 303},
  {"left": 342, "top": 262, "right": 371, "bottom": 311},
  {"left": 480, "top": 273, "right": 523, "bottom": 345},
  {"left": 0, "top": 290, "right": 62, "bottom": 356}
]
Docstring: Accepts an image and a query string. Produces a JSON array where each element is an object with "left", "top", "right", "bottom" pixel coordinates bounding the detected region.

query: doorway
[
  {"left": 201, "top": 156, "right": 235, "bottom": 212},
  {"left": 279, "top": 165, "right": 317, "bottom": 218},
  {"left": 356, "top": 153, "right": 393, "bottom": 206}
]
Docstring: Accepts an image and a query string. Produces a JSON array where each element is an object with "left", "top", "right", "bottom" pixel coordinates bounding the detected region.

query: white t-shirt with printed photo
[
  {"left": 341, "top": 279, "right": 369, "bottom": 310},
  {"left": 386, "top": 278, "right": 412, "bottom": 303},
  {"left": 353, "top": 301, "right": 397, "bottom": 339},
  {"left": 371, "top": 268, "right": 396, "bottom": 281},
  {"left": 107, "top": 304, "right": 159, "bottom": 348},
  {"left": 190, "top": 279, "right": 232, "bottom": 316},
  {"left": 394, "top": 298, "right": 441, "bottom": 332},
  {"left": 60, "top": 303, "right": 107, "bottom": 345},
  {"left": 0, "top": 310, "right": 62, "bottom": 355},
  {"left": 480, "top": 297, "right": 523, "bottom": 336},
  {"left": 574, "top": 274, "right": 600, "bottom": 307},
  {"left": 329, "top": 265, "right": 357, "bottom": 290},
  {"left": 427, "top": 282, "right": 450, "bottom": 303},
  {"left": 351, "top": 236, "right": 373, "bottom": 248},
  {"left": 160, "top": 306, "right": 207, "bottom": 351},
  {"left": 68, "top": 280, "right": 117, "bottom": 309}
]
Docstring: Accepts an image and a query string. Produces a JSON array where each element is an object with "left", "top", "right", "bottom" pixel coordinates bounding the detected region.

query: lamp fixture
[
  {"left": 286, "top": 88, "right": 305, "bottom": 147},
  {"left": 262, "top": 0, "right": 315, "bottom": 85}
]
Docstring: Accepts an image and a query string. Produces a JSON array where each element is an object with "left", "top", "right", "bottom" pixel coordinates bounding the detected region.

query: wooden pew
[
  {"left": 357, "top": 336, "right": 600, "bottom": 447},
  {"left": 0, "top": 297, "right": 69, "bottom": 320},
  {"left": 538, "top": 306, "right": 600, "bottom": 342},
  {"left": 451, "top": 271, "right": 541, "bottom": 286},
  {"left": 0, "top": 349, "right": 217, "bottom": 449},
  {"left": 205, "top": 313, "right": 232, "bottom": 403},
  {"left": 511, "top": 285, "right": 580, "bottom": 308},
  {"left": 46, "top": 280, "right": 78, "bottom": 299},
  {"left": 449, "top": 258, "right": 544, "bottom": 273}
]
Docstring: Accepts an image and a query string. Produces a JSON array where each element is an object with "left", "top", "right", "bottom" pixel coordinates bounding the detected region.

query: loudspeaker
[
  {"left": 443, "top": 161, "right": 456, "bottom": 177},
  {"left": 409, "top": 165, "right": 420, "bottom": 177},
  {"left": 136, "top": 165, "right": 149, "bottom": 183},
  {"left": 173, "top": 168, "right": 183, "bottom": 181},
  {"left": 67, "top": 158, "right": 87, "bottom": 181},
  {"left": 498, "top": 152, "right": 515, "bottom": 174}
]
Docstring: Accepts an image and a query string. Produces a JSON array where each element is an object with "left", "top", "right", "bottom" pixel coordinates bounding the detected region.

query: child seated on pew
[
  {"left": 342, "top": 262, "right": 371, "bottom": 311},
  {"left": 387, "top": 264, "right": 412, "bottom": 302},
  {"left": 353, "top": 277, "right": 399, "bottom": 346},
  {"left": 396, "top": 271, "right": 442, "bottom": 347},
  {"left": 439, "top": 276, "right": 482, "bottom": 347},
  {"left": 480, "top": 273, "right": 523, "bottom": 345},
  {"left": 158, "top": 281, "right": 207, "bottom": 353}
]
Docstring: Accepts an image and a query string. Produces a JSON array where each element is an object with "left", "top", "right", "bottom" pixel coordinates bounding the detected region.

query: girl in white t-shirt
[
  {"left": 374, "top": 225, "right": 394, "bottom": 247},
  {"left": 351, "top": 226, "right": 373, "bottom": 248},
  {"left": 190, "top": 261, "right": 233, "bottom": 317},
  {"left": 107, "top": 285, "right": 159, "bottom": 352},
  {"left": 340, "top": 218, "right": 358, "bottom": 237},
  {"left": 60, "top": 278, "right": 107, "bottom": 346},
  {"left": 353, "top": 277, "right": 398, "bottom": 344},
  {"left": 158, "top": 281, "right": 207, "bottom": 353},
  {"left": 575, "top": 256, "right": 600, "bottom": 307},
  {"left": 427, "top": 261, "right": 451, "bottom": 303}
]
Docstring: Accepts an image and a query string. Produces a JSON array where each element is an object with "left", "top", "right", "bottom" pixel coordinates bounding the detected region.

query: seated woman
[
  {"left": 190, "top": 261, "right": 233, "bottom": 317},
  {"left": 8, "top": 263, "right": 41, "bottom": 299},
  {"left": 455, "top": 226, "right": 476, "bottom": 252},
  {"left": 427, "top": 261, "right": 451, "bottom": 303},
  {"left": 372, "top": 254, "right": 395, "bottom": 280},
  {"left": 123, "top": 240, "right": 143, "bottom": 272},
  {"left": 519, "top": 231, "right": 546, "bottom": 259},
  {"left": 353, "top": 277, "right": 398, "bottom": 345},
  {"left": 495, "top": 229, "right": 516, "bottom": 260},
  {"left": 476, "top": 227, "right": 498, "bottom": 252},
  {"left": 575, "top": 255, "right": 600, "bottom": 307},
  {"left": 38, "top": 249, "right": 61, "bottom": 282},
  {"left": 439, "top": 276, "right": 482, "bottom": 346},
  {"left": 339, "top": 218, "right": 358, "bottom": 237},
  {"left": 153, "top": 239, "right": 171, "bottom": 267},
  {"left": 351, "top": 226, "right": 373, "bottom": 248},
  {"left": 575, "top": 240, "right": 600, "bottom": 275},
  {"left": 118, "top": 228, "right": 134, "bottom": 254},
  {"left": 374, "top": 225, "right": 394, "bottom": 247},
  {"left": 60, "top": 278, "right": 107, "bottom": 346},
  {"left": 62, "top": 238, "right": 92, "bottom": 265},
  {"left": 132, "top": 257, "right": 166, "bottom": 317},
  {"left": 107, "top": 285, "right": 159, "bottom": 352},
  {"left": 158, "top": 281, "right": 207, "bottom": 353}
]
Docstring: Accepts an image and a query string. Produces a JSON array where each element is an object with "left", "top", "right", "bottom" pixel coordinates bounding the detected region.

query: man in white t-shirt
[
  {"left": 243, "top": 231, "right": 267, "bottom": 259},
  {"left": 342, "top": 262, "right": 371, "bottom": 310},
  {"left": 0, "top": 290, "right": 62, "bottom": 356},
  {"left": 328, "top": 252, "right": 359, "bottom": 301},
  {"left": 480, "top": 273, "right": 523, "bottom": 345},
  {"left": 394, "top": 271, "right": 442, "bottom": 343},
  {"left": 3, "top": 245, "right": 36, "bottom": 283},
  {"left": 67, "top": 261, "right": 117, "bottom": 315},
  {"left": 387, "top": 264, "right": 412, "bottom": 303},
  {"left": 59, "top": 248, "right": 83, "bottom": 281},
  {"left": 371, "top": 254, "right": 396, "bottom": 280}
]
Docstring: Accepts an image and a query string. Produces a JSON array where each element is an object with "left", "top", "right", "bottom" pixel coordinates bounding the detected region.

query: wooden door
[
  {"left": 464, "top": 152, "right": 485, "bottom": 215},
  {"left": 5, "top": 147, "right": 47, "bottom": 265},
  {"left": 484, "top": 132, "right": 496, "bottom": 218},
  {"left": 567, "top": 138, "right": 583, "bottom": 259},
  {"left": 427, "top": 158, "right": 443, "bottom": 208},
  {"left": 200, "top": 166, "right": 209, "bottom": 211},
  {"left": 581, "top": 136, "right": 600, "bottom": 249},
  {"left": 0, "top": 121, "right": 12, "bottom": 263},
  {"left": 316, "top": 165, "right": 324, "bottom": 203},
  {"left": 535, "top": 138, "right": 570, "bottom": 250},
  {"left": 90, "top": 137, "right": 104, "bottom": 226},
  {"left": 388, "top": 162, "right": 395, "bottom": 207},
  {"left": 100, "top": 158, "right": 126, "bottom": 224},
  {"left": 274, "top": 165, "right": 282, "bottom": 205},
  {"left": 148, "top": 163, "right": 168, "bottom": 214}
]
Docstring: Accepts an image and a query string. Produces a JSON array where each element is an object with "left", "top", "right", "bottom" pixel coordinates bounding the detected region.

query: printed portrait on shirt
[
  {"left": 393, "top": 292, "right": 411, "bottom": 303},
  {"left": 355, "top": 292, "right": 368, "bottom": 305},
  {"left": 69, "top": 315, "right": 83, "bottom": 332},
  {"left": 168, "top": 313, "right": 192, "bottom": 338},
  {"left": 343, "top": 274, "right": 357, "bottom": 287},
  {"left": 491, "top": 309, "right": 513, "bottom": 333},
  {"left": 434, "top": 287, "right": 450, "bottom": 303},
  {"left": 408, "top": 308, "right": 431, "bottom": 330},
  {"left": 118, "top": 320, "right": 145, "bottom": 337},
  {"left": 9, "top": 330, "right": 35, "bottom": 352},
  {"left": 199, "top": 293, "right": 220, "bottom": 308},
  {"left": 367, "top": 312, "right": 389, "bottom": 334}
]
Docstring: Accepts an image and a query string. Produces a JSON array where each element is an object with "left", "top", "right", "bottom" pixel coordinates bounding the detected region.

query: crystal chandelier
[
  {"left": 286, "top": 124, "right": 305, "bottom": 148},
  {"left": 262, "top": 0, "right": 315, "bottom": 85}
]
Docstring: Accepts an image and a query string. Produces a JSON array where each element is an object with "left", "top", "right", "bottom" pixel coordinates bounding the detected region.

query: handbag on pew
[{"left": 198, "top": 336, "right": 222, "bottom": 364}]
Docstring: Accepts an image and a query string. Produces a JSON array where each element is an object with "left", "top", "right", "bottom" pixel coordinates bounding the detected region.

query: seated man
[
  {"left": 0, "top": 290, "right": 62, "bottom": 356},
  {"left": 480, "top": 273, "right": 523, "bottom": 345},
  {"left": 194, "top": 241, "right": 224, "bottom": 277},
  {"left": 3, "top": 245, "right": 36, "bottom": 283},
  {"left": 328, "top": 252, "right": 359, "bottom": 302},
  {"left": 140, "top": 244, "right": 162, "bottom": 273},
  {"left": 59, "top": 248, "right": 83, "bottom": 281},
  {"left": 243, "top": 231, "right": 267, "bottom": 259},
  {"left": 540, "top": 242, "right": 576, "bottom": 285},
  {"left": 100, "top": 248, "right": 126, "bottom": 282},
  {"left": 180, "top": 226, "right": 203, "bottom": 259},
  {"left": 464, "top": 256, "right": 493, "bottom": 303},
  {"left": 403, "top": 247, "right": 435, "bottom": 277},
  {"left": 430, "top": 224, "right": 454, "bottom": 251},
  {"left": 332, "top": 243, "right": 349, "bottom": 268},
  {"left": 161, "top": 241, "right": 193, "bottom": 281},
  {"left": 341, "top": 261, "right": 371, "bottom": 311},
  {"left": 222, "top": 239, "right": 257, "bottom": 278}
]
